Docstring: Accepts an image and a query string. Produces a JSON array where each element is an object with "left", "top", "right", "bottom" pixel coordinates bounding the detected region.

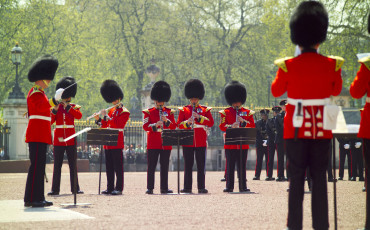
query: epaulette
[
  {"left": 29, "top": 86, "right": 43, "bottom": 97},
  {"left": 274, "top": 57, "right": 293, "bottom": 73},
  {"left": 142, "top": 109, "right": 150, "bottom": 115},
  {"left": 328, "top": 56, "right": 345, "bottom": 72},
  {"left": 218, "top": 110, "right": 226, "bottom": 116},
  {"left": 120, "top": 106, "right": 130, "bottom": 114},
  {"left": 206, "top": 107, "right": 212, "bottom": 112},
  {"left": 359, "top": 56, "right": 370, "bottom": 71},
  {"left": 170, "top": 109, "right": 176, "bottom": 115},
  {"left": 178, "top": 107, "right": 184, "bottom": 111},
  {"left": 73, "top": 104, "right": 81, "bottom": 110},
  {"left": 248, "top": 110, "right": 255, "bottom": 116}
]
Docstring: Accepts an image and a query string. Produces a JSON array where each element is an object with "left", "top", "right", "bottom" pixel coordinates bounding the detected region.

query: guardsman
[
  {"left": 24, "top": 55, "right": 59, "bottom": 207},
  {"left": 178, "top": 79, "right": 214, "bottom": 194},
  {"left": 349, "top": 13, "right": 370, "bottom": 230},
  {"left": 253, "top": 109, "right": 269, "bottom": 180},
  {"left": 271, "top": 2, "right": 343, "bottom": 229},
  {"left": 275, "top": 100, "right": 288, "bottom": 181},
  {"left": 48, "top": 76, "right": 83, "bottom": 196},
  {"left": 337, "top": 138, "right": 352, "bottom": 180},
  {"left": 266, "top": 106, "right": 279, "bottom": 181},
  {"left": 219, "top": 81, "right": 255, "bottom": 192},
  {"left": 143, "top": 81, "right": 176, "bottom": 194},
  {"left": 95, "top": 80, "right": 130, "bottom": 195},
  {"left": 350, "top": 139, "right": 365, "bottom": 181}
]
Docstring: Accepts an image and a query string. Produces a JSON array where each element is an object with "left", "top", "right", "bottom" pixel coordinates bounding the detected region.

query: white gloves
[
  {"left": 55, "top": 88, "right": 65, "bottom": 101},
  {"left": 355, "top": 142, "right": 362, "bottom": 148},
  {"left": 344, "top": 144, "right": 350, "bottom": 149},
  {"left": 263, "top": 140, "right": 267, "bottom": 147}
]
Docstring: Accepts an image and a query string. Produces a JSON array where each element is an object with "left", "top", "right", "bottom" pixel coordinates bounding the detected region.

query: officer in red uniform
[
  {"left": 349, "top": 14, "right": 370, "bottom": 230},
  {"left": 253, "top": 109, "right": 269, "bottom": 180},
  {"left": 271, "top": 2, "right": 343, "bottom": 229},
  {"left": 95, "top": 80, "right": 130, "bottom": 195},
  {"left": 143, "top": 81, "right": 176, "bottom": 194},
  {"left": 178, "top": 79, "right": 214, "bottom": 194},
  {"left": 48, "top": 76, "right": 83, "bottom": 196},
  {"left": 219, "top": 81, "right": 255, "bottom": 192},
  {"left": 24, "top": 55, "right": 59, "bottom": 207}
]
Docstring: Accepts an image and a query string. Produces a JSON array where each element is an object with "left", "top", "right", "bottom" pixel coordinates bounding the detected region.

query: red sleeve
[
  {"left": 246, "top": 115, "right": 255, "bottom": 128},
  {"left": 177, "top": 110, "right": 190, "bottom": 129},
  {"left": 30, "top": 92, "right": 53, "bottom": 114},
  {"left": 51, "top": 112, "right": 56, "bottom": 125},
  {"left": 219, "top": 112, "right": 227, "bottom": 132},
  {"left": 114, "top": 112, "right": 129, "bottom": 129},
  {"left": 271, "top": 68, "right": 288, "bottom": 98},
  {"left": 350, "top": 64, "right": 370, "bottom": 99},
  {"left": 142, "top": 112, "right": 153, "bottom": 132},
  {"left": 167, "top": 113, "right": 177, "bottom": 130},
  {"left": 331, "top": 68, "right": 343, "bottom": 96},
  {"left": 199, "top": 109, "right": 214, "bottom": 127}
]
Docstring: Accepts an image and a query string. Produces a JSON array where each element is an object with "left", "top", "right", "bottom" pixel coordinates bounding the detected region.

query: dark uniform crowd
[{"left": 21, "top": 1, "right": 370, "bottom": 230}]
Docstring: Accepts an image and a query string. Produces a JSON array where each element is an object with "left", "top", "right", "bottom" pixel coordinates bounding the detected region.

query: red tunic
[
  {"left": 219, "top": 107, "right": 256, "bottom": 149},
  {"left": 271, "top": 52, "right": 343, "bottom": 139},
  {"left": 97, "top": 106, "right": 130, "bottom": 150},
  {"left": 25, "top": 85, "right": 56, "bottom": 144},
  {"left": 177, "top": 105, "right": 214, "bottom": 147},
  {"left": 142, "top": 107, "right": 177, "bottom": 150},
  {"left": 51, "top": 103, "right": 82, "bottom": 146},
  {"left": 350, "top": 56, "right": 370, "bottom": 139}
]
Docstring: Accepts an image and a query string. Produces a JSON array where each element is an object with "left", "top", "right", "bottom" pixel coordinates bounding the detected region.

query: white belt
[
  {"left": 194, "top": 125, "right": 207, "bottom": 129},
  {"left": 56, "top": 125, "right": 75, "bottom": 128},
  {"left": 288, "top": 98, "right": 330, "bottom": 106},
  {"left": 367, "top": 97, "right": 370, "bottom": 103},
  {"left": 108, "top": 128, "right": 124, "bottom": 132},
  {"left": 28, "top": 115, "right": 51, "bottom": 121}
]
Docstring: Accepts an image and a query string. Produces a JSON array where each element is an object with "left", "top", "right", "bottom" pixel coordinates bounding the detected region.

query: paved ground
[{"left": 0, "top": 169, "right": 366, "bottom": 230}]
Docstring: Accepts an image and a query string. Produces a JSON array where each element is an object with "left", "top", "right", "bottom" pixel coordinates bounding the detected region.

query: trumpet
[
  {"left": 159, "top": 105, "right": 163, "bottom": 131},
  {"left": 86, "top": 103, "right": 121, "bottom": 120}
]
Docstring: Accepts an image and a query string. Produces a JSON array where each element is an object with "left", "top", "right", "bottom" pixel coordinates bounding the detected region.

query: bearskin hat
[
  {"left": 27, "top": 55, "right": 59, "bottom": 82},
  {"left": 279, "top": 99, "right": 287, "bottom": 106},
  {"left": 290, "top": 1, "right": 328, "bottom": 48},
  {"left": 260, "top": 109, "right": 270, "bottom": 115},
  {"left": 150, "top": 80, "right": 171, "bottom": 102},
  {"left": 224, "top": 81, "right": 247, "bottom": 106},
  {"left": 272, "top": 106, "right": 282, "bottom": 113},
  {"left": 184, "top": 79, "right": 205, "bottom": 100},
  {"left": 56, "top": 76, "right": 77, "bottom": 99},
  {"left": 100, "top": 80, "right": 124, "bottom": 103}
]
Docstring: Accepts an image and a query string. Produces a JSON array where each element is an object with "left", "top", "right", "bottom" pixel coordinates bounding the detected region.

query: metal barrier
[{"left": 0, "top": 121, "right": 10, "bottom": 160}]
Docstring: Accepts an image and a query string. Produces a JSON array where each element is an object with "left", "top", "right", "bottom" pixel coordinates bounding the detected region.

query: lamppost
[
  {"left": 8, "top": 42, "right": 25, "bottom": 99},
  {"left": 266, "top": 75, "right": 271, "bottom": 107}
]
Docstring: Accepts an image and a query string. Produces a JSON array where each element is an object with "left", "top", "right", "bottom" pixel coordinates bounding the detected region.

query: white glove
[
  {"left": 355, "top": 142, "right": 362, "bottom": 148},
  {"left": 263, "top": 140, "right": 267, "bottom": 147},
  {"left": 54, "top": 88, "right": 65, "bottom": 101},
  {"left": 344, "top": 144, "right": 350, "bottom": 149}
]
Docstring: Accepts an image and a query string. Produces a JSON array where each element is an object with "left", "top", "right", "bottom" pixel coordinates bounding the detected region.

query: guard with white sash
[
  {"left": 142, "top": 81, "right": 176, "bottom": 194},
  {"left": 94, "top": 80, "right": 130, "bottom": 195},
  {"left": 48, "top": 76, "right": 83, "bottom": 196},
  {"left": 219, "top": 81, "right": 255, "bottom": 192},
  {"left": 349, "top": 13, "right": 370, "bottom": 230},
  {"left": 271, "top": 2, "right": 343, "bottom": 229},
  {"left": 24, "top": 55, "right": 59, "bottom": 207},
  {"left": 177, "top": 79, "right": 214, "bottom": 194}
]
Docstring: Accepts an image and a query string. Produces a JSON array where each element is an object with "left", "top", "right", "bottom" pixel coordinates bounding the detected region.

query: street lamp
[
  {"left": 145, "top": 56, "right": 160, "bottom": 83},
  {"left": 8, "top": 42, "right": 25, "bottom": 99}
]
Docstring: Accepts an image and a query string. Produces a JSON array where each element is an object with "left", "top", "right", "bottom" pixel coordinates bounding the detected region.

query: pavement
[{"left": 0, "top": 169, "right": 366, "bottom": 230}]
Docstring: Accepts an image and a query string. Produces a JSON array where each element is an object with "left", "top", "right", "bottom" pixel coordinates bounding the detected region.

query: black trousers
[
  {"left": 183, "top": 147, "right": 207, "bottom": 190},
  {"left": 267, "top": 142, "right": 276, "bottom": 177},
  {"left": 51, "top": 145, "right": 80, "bottom": 193},
  {"left": 276, "top": 141, "right": 286, "bottom": 178},
  {"left": 105, "top": 149, "right": 124, "bottom": 191},
  {"left": 255, "top": 145, "right": 268, "bottom": 177},
  {"left": 363, "top": 139, "right": 370, "bottom": 229},
  {"left": 24, "top": 142, "right": 47, "bottom": 203},
  {"left": 327, "top": 143, "right": 334, "bottom": 179},
  {"left": 147, "top": 149, "right": 170, "bottom": 190},
  {"left": 225, "top": 149, "right": 248, "bottom": 190},
  {"left": 339, "top": 147, "right": 352, "bottom": 179},
  {"left": 352, "top": 147, "right": 364, "bottom": 178},
  {"left": 286, "top": 139, "right": 330, "bottom": 230}
]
